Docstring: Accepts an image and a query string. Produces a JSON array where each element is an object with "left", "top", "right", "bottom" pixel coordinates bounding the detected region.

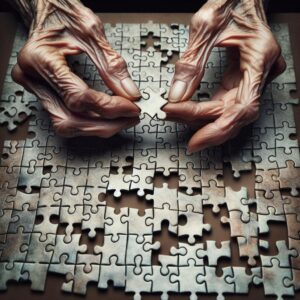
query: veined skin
[
  {"left": 8, "top": 0, "right": 285, "bottom": 151},
  {"left": 165, "top": 0, "right": 286, "bottom": 152},
  {"left": 9, "top": 0, "right": 141, "bottom": 138}
]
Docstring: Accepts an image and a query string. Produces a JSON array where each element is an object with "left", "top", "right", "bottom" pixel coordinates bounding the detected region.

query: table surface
[{"left": 0, "top": 12, "right": 299, "bottom": 300}]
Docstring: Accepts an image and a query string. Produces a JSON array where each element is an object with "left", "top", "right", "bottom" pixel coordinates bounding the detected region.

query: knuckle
[
  {"left": 254, "top": 58, "right": 265, "bottom": 70},
  {"left": 107, "top": 56, "right": 128, "bottom": 75},
  {"left": 11, "top": 64, "right": 23, "bottom": 84},
  {"left": 51, "top": 115, "right": 73, "bottom": 137},
  {"left": 81, "top": 10, "right": 103, "bottom": 35},
  {"left": 94, "top": 92, "right": 111, "bottom": 111},
  {"left": 64, "top": 87, "right": 89, "bottom": 112},
  {"left": 192, "top": 104, "right": 202, "bottom": 119},
  {"left": 260, "top": 32, "right": 282, "bottom": 61},
  {"left": 191, "top": 8, "right": 217, "bottom": 29},
  {"left": 18, "top": 42, "right": 54, "bottom": 71},
  {"left": 17, "top": 43, "right": 37, "bottom": 69},
  {"left": 244, "top": 101, "right": 260, "bottom": 122},
  {"left": 277, "top": 56, "right": 287, "bottom": 75}
]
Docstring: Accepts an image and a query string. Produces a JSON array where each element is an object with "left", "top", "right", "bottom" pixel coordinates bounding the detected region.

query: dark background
[{"left": 0, "top": 1, "right": 300, "bottom": 13}]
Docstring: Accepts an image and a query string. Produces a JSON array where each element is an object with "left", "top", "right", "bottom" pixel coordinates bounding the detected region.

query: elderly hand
[
  {"left": 11, "top": 0, "right": 140, "bottom": 138},
  {"left": 164, "top": 0, "right": 286, "bottom": 152}
]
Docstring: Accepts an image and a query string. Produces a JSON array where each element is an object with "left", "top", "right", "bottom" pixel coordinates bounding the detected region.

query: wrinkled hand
[
  {"left": 164, "top": 0, "right": 286, "bottom": 152},
  {"left": 12, "top": 0, "right": 140, "bottom": 138}
]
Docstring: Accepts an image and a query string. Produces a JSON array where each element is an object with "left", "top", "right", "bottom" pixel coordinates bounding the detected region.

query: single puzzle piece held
[{"left": 136, "top": 87, "right": 168, "bottom": 120}]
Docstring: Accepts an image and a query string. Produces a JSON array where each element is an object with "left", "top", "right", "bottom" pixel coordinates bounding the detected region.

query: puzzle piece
[
  {"left": 196, "top": 240, "right": 231, "bottom": 266},
  {"left": 178, "top": 205, "right": 211, "bottom": 244},
  {"left": 170, "top": 259, "right": 206, "bottom": 300},
  {"left": 136, "top": 87, "right": 168, "bottom": 119},
  {"left": 225, "top": 266, "right": 261, "bottom": 294},
  {"left": 253, "top": 258, "right": 294, "bottom": 299},
  {"left": 197, "top": 266, "right": 234, "bottom": 300}
]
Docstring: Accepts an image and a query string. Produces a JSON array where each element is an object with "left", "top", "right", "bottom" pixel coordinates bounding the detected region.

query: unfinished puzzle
[{"left": 0, "top": 22, "right": 300, "bottom": 300}]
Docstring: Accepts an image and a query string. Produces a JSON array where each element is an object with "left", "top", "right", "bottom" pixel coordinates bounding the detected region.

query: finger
[
  {"left": 88, "top": 46, "right": 141, "bottom": 101},
  {"left": 57, "top": 116, "right": 139, "bottom": 138},
  {"left": 12, "top": 64, "right": 139, "bottom": 137},
  {"left": 73, "top": 11, "right": 141, "bottom": 100},
  {"left": 168, "top": 27, "right": 214, "bottom": 103},
  {"left": 187, "top": 104, "right": 249, "bottom": 153},
  {"left": 18, "top": 44, "right": 140, "bottom": 118},
  {"left": 210, "top": 88, "right": 238, "bottom": 106},
  {"left": 74, "top": 89, "right": 141, "bottom": 119},
  {"left": 236, "top": 67, "right": 262, "bottom": 119},
  {"left": 168, "top": 3, "right": 235, "bottom": 103},
  {"left": 189, "top": 61, "right": 260, "bottom": 153},
  {"left": 187, "top": 67, "right": 262, "bottom": 153},
  {"left": 163, "top": 100, "right": 224, "bottom": 121}
]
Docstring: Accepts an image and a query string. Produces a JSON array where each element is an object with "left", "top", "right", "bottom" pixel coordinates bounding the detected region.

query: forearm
[{"left": 6, "top": 0, "right": 85, "bottom": 33}]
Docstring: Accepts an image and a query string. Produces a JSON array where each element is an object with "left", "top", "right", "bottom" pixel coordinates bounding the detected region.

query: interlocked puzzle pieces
[{"left": 0, "top": 22, "right": 300, "bottom": 300}]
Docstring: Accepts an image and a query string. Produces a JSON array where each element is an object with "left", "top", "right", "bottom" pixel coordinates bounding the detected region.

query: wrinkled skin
[
  {"left": 10, "top": 0, "right": 141, "bottom": 138},
  {"left": 164, "top": 0, "right": 286, "bottom": 152},
  {"left": 10, "top": 0, "right": 285, "bottom": 149}
]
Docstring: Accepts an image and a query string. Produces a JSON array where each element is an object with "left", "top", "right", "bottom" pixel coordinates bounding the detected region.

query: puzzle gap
[
  {"left": 17, "top": 186, "right": 40, "bottom": 193},
  {"left": 178, "top": 214, "right": 187, "bottom": 226},
  {"left": 223, "top": 161, "right": 256, "bottom": 199},
  {"left": 152, "top": 220, "right": 179, "bottom": 265},
  {"left": 42, "top": 165, "right": 52, "bottom": 175},
  {"left": 18, "top": 112, "right": 27, "bottom": 119},
  {"left": 56, "top": 222, "right": 82, "bottom": 235},
  {"left": 141, "top": 32, "right": 160, "bottom": 50},
  {"left": 103, "top": 190, "right": 154, "bottom": 213},
  {"left": 80, "top": 228, "right": 105, "bottom": 254},
  {"left": 260, "top": 222, "right": 289, "bottom": 255},
  {"left": 34, "top": 214, "right": 44, "bottom": 225},
  {"left": 152, "top": 173, "right": 179, "bottom": 189},
  {"left": 96, "top": 285, "right": 136, "bottom": 300},
  {"left": 0, "top": 116, "right": 31, "bottom": 153},
  {"left": 1, "top": 152, "right": 8, "bottom": 159},
  {"left": 281, "top": 187, "right": 300, "bottom": 196},
  {"left": 49, "top": 214, "right": 60, "bottom": 224},
  {"left": 289, "top": 133, "right": 298, "bottom": 140},
  {"left": 198, "top": 92, "right": 210, "bottom": 100},
  {"left": 229, "top": 237, "right": 259, "bottom": 269},
  {"left": 201, "top": 206, "right": 231, "bottom": 242},
  {"left": 161, "top": 50, "right": 179, "bottom": 66},
  {"left": 290, "top": 89, "right": 298, "bottom": 99},
  {"left": 123, "top": 164, "right": 134, "bottom": 175},
  {"left": 140, "top": 292, "right": 162, "bottom": 300}
]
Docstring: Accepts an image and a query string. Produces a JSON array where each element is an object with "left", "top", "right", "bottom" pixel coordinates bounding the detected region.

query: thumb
[{"left": 168, "top": 12, "right": 218, "bottom": 102}]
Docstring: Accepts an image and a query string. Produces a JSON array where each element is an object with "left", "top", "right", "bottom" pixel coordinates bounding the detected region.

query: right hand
[
  {"left": 12, "top": 0, "right": 141, "bottom": 138},
  {"left": 164, "top": 0, "right": 285, "bottom": 152}
]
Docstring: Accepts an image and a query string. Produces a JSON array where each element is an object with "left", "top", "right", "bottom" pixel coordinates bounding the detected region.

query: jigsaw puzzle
[{"left": 0, "top": 22, "right": 300, "bottom": 300}]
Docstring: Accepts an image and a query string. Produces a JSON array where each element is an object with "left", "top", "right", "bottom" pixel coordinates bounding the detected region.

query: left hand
[
  {"left": 164, "top": 0, "right": 286, "bottom": 153},
  {"left": 12, "top": 0, "right": 141, "bottom": 138}
]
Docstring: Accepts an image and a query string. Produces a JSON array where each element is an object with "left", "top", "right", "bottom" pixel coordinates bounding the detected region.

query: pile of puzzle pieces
[{"left": 0, "top": 22, "right": 300, "bottom": 300}]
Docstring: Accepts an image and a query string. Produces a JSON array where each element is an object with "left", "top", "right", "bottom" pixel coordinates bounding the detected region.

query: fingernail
[
  {"left": 169, "top": 80, "right": 186, "bottom": 102},
  {"left": 121, "top": 78, "right": 141, "bottom": 98},
  {"left": 188, "top": 144, "right": 204, "bottom": 154}
]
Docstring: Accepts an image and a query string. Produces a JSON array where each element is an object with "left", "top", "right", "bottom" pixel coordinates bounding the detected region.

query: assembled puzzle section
[{"left": 0, "top": 22, "right": 300, "bottom": 299}]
